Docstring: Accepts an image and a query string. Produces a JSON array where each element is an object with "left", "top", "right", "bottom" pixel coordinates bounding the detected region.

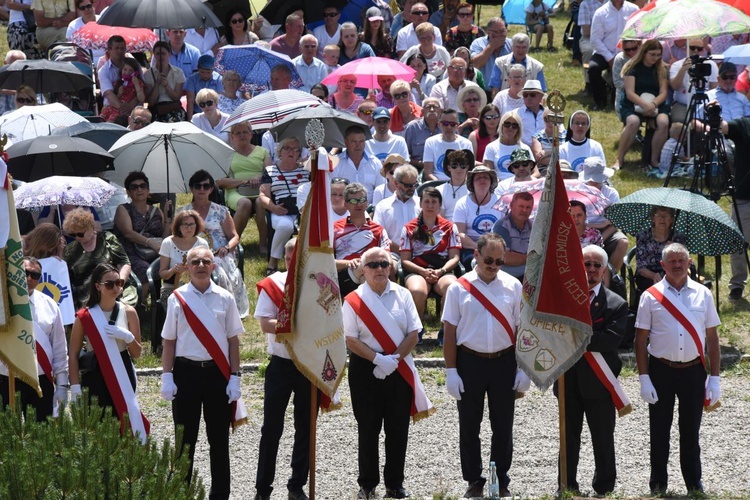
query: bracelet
[{"left": 231, "top": 371, "right": 241, "bottom": 377}]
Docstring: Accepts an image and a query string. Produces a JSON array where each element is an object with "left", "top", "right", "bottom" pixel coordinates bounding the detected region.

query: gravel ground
[{"left": 137, "top": 370, "right": 750, "bottom": 499}]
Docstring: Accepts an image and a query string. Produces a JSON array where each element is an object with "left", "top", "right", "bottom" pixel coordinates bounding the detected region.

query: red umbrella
[
  {"left": 494, "top": 179, "right": 611, "bottom": 219},
  {"left": 321, "top": 57, "right": 416, "bottom": 90},
  {"left": 70, "top": 23, "right": 159, "bottom": 52}
]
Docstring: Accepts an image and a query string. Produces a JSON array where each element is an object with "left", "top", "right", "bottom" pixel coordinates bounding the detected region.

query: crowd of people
[{"left": 0, "top": 0, "right": 737, "bottom": 498}]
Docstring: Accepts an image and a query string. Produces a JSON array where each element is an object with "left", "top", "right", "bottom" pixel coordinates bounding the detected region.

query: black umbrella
[
  {"left": 98, "top": 0, "right": 222, "bottom": 29},
  {"left": 260, "top": 0, "right": 348, "bottom": 25},
  {"left": 268, "top": 106, "right": 371, "bottom": 148},
  {"left": 7, "top": 136, "right": 114, "bottom": 182},
  {"left": 208, "top": 0, "right": 252, "bottom": 24},
  {"left": 51, "top": 121, "right": 130, "bottom": 150},
  {"left": 0, "top": 60, "right": 93, "bottom": 93}
]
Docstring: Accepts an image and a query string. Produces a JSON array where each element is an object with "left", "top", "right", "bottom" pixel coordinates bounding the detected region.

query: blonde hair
[
  {"left": 389, "top": 79, "right": 411, "bottom": 95},
  {"left": 415, "top": 22, "right": 435, "bottom": 37},
  {"left": 499, "top": 109, "right": 523, "bottom": 146},
  {"left": 196, "top": 88, "right": 219, "bottom": 103}
]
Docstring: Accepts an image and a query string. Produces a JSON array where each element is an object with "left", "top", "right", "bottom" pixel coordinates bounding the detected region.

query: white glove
[
  {"left": 513, "top": 369, "right": 531, "bottom": 392},
  {"left": 160, "top": 372, "right": 177, "bottom": 401},
  {"left": 445, "top": 368, "right": 464, "bottom": 400},
  {"left": 639, "top": 374, "right": 659, "bottom": 404},
  {"left": 70, "top": 384, "right": 82, "bottom": 403},
  {"left": 706, "top": 375, "right": 721, "bottom": 406},
  {"left": 226, "top": 374, "right": 241, "bottom": 403},
  {"left": 53, "top": 385, "right": 68, "bottom": 405},
  {"left": 105, "top": 325, "right": 135, "bottom": 344},
  {"left": 373, "top": 353, "right": 400, "bottom": 376},
  {"left": 373, "top": 365, "right": 388, "bottom": 379}
]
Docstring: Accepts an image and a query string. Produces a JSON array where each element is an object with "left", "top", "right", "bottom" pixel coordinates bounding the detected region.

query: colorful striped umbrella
[{"left": 621, "top": 0, "right": 750, "bottom": 40}]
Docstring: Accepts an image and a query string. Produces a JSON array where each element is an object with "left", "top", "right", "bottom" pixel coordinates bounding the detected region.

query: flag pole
[
  {"left": 558, "top": 373, "right": 567, "bottom": 491},
  {"left": 309, "top": 383, "right": 318, "bottom": 500},
  {"left": 8, "top": 367, "right": 15, "bottom": 409}
]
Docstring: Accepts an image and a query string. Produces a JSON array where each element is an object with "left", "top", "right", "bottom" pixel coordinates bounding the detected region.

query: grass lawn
[{"left": 2, "top": 9, "right": 747, "bottom": 367}]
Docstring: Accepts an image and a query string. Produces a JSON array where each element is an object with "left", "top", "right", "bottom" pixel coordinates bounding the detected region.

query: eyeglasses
[
  {"left": 503, "top": 121, "right": 519, "bottom": 129},
  {"left": 132, "top": 117, "right": 149, "bottom": 125},
  {"left": 79, "top": 3, "right": 94, "bottom": 9},
  {"left": 393, "top": 91, "right": 410, "bottom": 99},
  {"left": 423, "top": 104, "right": 440, "bottom": 110},
  {"left": 584, "top": 261, "right": 603, "bottom": 269},
  {"left": 399, "top": 180, "right": 418, "bottom": 188},
  {"left": 180, "top": 222, "right": 197, "bottom": 228},
  {"left": 623, "top": 46, "right": 638, "bottom": 53},
  {"left": 129, "top": 182, "right": 149, "bottom": 190},
  {"left": 99, "top": 279, "right": 125, "bottom": 290},
  {"left": 449, "top": 164, "right": 468, "bottom": 169},
  {"left": 463, "top": 97, "right": 480, "bottom": 103},
  {"left": 198, "top": 100, "right": 215, "bottom": 108},
  {"left": 346, "top": 196, "right": 367, "bottom": 204},
  {"left": 364, "top": 260, "right": 390, "bottom": 269},
  {"left": 71, "top": 230, "right": 89, "bottom": 238},
  {"left": 441, "top": 121, "right": 459, "bottom": 127},
  {"left": 25, "top": 270, "right": 42, "bottom": 280},
  {"left": 358, "top": 108, "right": 374, "bottom": 115},
  {"left": 411, "top": 10, "right": 429, "bottom": 15},
  {"left": 721, "top": 74, "right": 737, "bottom": 80},
  {"left": 522, "top": 93, "right": 540, "bottom": 98},
  {"left": 16, "top": 97, "right": 34, "bottom": 104},
  {"left": 689, "top": 45, "right": 703, "bottom": 51},
  {"left": 282, "top": 145, "right": 301, "bottom": 152},
  {"left": 481, "top": 256, "right": 504, "bottom": 266},
  {"left": 230, "top": 17, "right": 244, "bottom": 24},
  {"left": 189, "top": 258, "right": 213, "bottom": 266},
  {"left": 323, "top": 11, "right": 340, "bottom": 17},
  {"left": 483, "top": 113, "right": 500, "bottom": 120},
  {"left": 508, "top": 74, "right": 524, "bottom": 80},
  {"left": 457, "top": 12, "right": 472, "bottom": 17},
  {"left": 192, "top": 182, "right": 213, "bottom": 190},
  {"left": 302, "top": 44, "right": 317, "bottom": 49},
  {"left": 448, "top": 65, "right": 467, "bottom": 71}
]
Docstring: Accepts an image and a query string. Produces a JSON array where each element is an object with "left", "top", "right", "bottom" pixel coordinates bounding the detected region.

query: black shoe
[
  {"left": 650, "top": 485, "right": 667, "bottom": 497},
  {"left": 384, "top": 487, "right": 409, "bottom": 498},
  {"left": 729, "top": 287, "right": 743, "bottom": 300},
  {"left": 464, "top": 480, "right": 484, "bottom": 498},
  {"left": 358, "top": 487, "right": 376, "bottom": 499},
  {"left": 288, "top": 489, "right": 309, "bottom": 500},
  {"left": 498, "top": 487, "right": 512, "bottom": 498}
]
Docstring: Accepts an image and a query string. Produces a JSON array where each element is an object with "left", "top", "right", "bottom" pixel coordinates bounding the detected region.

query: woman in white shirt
[{"left": 190, "top": 88, "right": 229, "bottom": 143}]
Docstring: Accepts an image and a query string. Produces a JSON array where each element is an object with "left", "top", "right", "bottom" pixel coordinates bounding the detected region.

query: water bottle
[{"left": 488, "top": 461, "right": 500, "bottom": 498}]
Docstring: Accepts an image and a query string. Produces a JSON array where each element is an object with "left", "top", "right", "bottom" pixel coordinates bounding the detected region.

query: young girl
[{"left": 100, "top": 58, "right": 145, "bottom": 122}]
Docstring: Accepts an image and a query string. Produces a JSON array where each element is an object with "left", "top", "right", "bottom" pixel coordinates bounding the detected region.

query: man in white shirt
[
  {"left": 292, "top": 34, "right": 328, "bottom": 93},
  {"left": 312, "top": 5, "right": 341, "bottom": 58},
  {"left": 374, "top": 164, "right": 420, "bottom": 254},
  {"left": 429, "top": 56, "right": 479, "bottom": 111},
  {"left": 98, "top": 35, "right": 135, "bottom": 114},
  {"left": 422, "top": 108, "right": 473, "bottom": 181},
  {"left": 670, "top": 39, "right": 718, "bottom": 123},
  {"left": 185, "top": 27, "right": 221, "bottom": 57},
  {"left": 333, "top": 126, "right": 385, "bottom": 205},
  {"left": 396, "top": 2, "right": 442, "bottom": 58},
  {"left": 366, "top": 107, "right": 411, "bottom": 163}
]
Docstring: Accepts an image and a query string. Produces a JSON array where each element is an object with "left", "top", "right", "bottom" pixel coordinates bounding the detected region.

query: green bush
[{"left": 0, "top": 396, "right": 204, "bottom": 499}]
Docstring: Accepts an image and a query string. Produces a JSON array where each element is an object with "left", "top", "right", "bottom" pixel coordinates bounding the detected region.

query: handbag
[
  {"left": 22, "top": 8, "right": 36, "bottom": 30},
  {"left": 134, "top": 206, "right": 161, "bottom": 261}
]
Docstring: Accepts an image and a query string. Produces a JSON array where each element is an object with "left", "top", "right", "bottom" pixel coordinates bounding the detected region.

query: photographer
[{"left": 669, "top": 39, "right": 717, "bottom": 124}]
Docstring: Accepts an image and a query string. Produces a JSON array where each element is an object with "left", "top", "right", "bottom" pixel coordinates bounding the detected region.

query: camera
[
  {"left": 688, "top": 56, "right": 713, "bottom": 80},
  {"left": 705, "top": 101, "right": 723, "bottom": 130}
]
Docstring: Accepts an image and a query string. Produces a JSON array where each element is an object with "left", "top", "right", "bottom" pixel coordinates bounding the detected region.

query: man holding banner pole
[{"left": 635, "top": 242, "right": 721, "bottom": 496}]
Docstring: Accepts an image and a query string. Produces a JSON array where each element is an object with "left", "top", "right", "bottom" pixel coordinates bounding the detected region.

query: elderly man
[
  {"left": 442, "top": 232, "right": 530, "bottom": 499},
  {"left": 374, "top": 164, "right": 420, "bottom": 255},
  {"left": 366, "top": 107, "right": 410, "bottom": 163},
  {"left": 492, "top": 190, "right": 533, "bottom": 281},
  {"left": 705, "top": 62, "right": 750, "bottom": 121},
  {"left": 185, "top": 54, "right": 223, "bottom": 120},
  {"left": 271, "top": 14, "right": 305, "bottom": 59},
  {"left": 293, "top": 34, "right": 327, "bottom": 93},
  {"left": 333, "top": 126, "right": 385, "bottom": 205},
  {"left": 160, "top": 246, "right": 244, "bottom": 500},
  {"left": 312, "top": 5, "right": 342, "bottom": 58},
  {"left": 254, "top": 238, "right": 313, "bottom": 500},
  {"left": 470, "top": 17, "right": 511, "bottom": 92},
  {"left": 167, "top": 28, "right": 202, "bottom": 76},
  {"left": 490, "top": 33, "right": 546, "bottom": 97},
  {"left": 128, "top": 106, "right": 152, "bottom": 131},
  {"left": 0, "top": 257, "right": 68, "bottom": 421},
  {"left": 430, "top": 57, "right": 480, "bottom": 111},
  {"left": 517, "top": 80, "right": 546, "bottom": 145},
  {"left": 395, "top": 2, "right": 442, "bottom": 58},
  {"left": 32, "top": 0, "right": 75, "bottom": 51},
  {"left": 403, "top": 97, "right": 441, "bottom": 171},
  {"left": 556, "top": 244, "right": 628, "bottom": 497},
  {"left": 357, "top": 100, "right": 377, "bottom": 129},
  {"left": 635, "top": 243, "right": 721, "bottom": 496},
  {"left": 422, "top": 108, "right": 473, "bottom": 181},
  {"left": 343, "top": 247, "right": 433, "bottom": 500}
]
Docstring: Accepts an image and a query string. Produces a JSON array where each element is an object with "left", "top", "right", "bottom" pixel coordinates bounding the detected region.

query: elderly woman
[
  {"left": 390, "top": 79, "right": 422, "bottom": 135},
  {"left": 491, "top": 63, "right": 526, "bottom": 116},
  {"left": 217, "top": 70, "right": 246, "bottom": 114},
  {"left": 181, "top": 170, "right": 249, "bottom": 318},
  {"left": 437, "top": 148, "right": 472, "bottom": 220},
  {"left": 13, "top": 84, "right": 36, "bottom": 110},
  {"left": 220, "top": 9, "right": 259, "bottom": 46},
  {"left": 144, "top": 40, "right": 186, "bottom": 123},
  {"left": 453, "top": 165, "right": 502, "bottom": 267},
  {"left": 329, "top": 73, "right": 365, "bottom": 114},
  {"left": 216, "top": 122, "right": 272, "bottom": 248},
  {"left": 339, "top": 21, "right": 375, "bottom": 66},
  {"left": 259, "top": 137, "right": 311, "bottom": 274},
  {"left": 63, "top": 208, "right": 138, "bottom": 309},
  {"left": 158, "top": 210, "right": 209, "bottom": 305},
  {"left": 483, "top": 109, "right": 532, "bottom": 180},
  {"left": 456, "top": 85, "right": 486, "bottom": 138},
  {"left": 469, "top": 104, "right": 500, "bottom": 162},
  {"left": 407, "top": 53, "right": 435, "bottom": 106},
  {"left": 190, "top": 88, "right": 229, "bottom": 143},
  {"left": 636, "top": 206, "right": 686, "bottom": 290},
  {"left": 113, "top": 172, "right": 171, "bottom": 303},
  {"left": 400, "top": 22, "right": 451, "bottom": 80}
]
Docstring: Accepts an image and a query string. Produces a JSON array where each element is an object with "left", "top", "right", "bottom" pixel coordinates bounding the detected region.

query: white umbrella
[
  {"left": 221, "top": 89, "right": 325, "bottom": 132},
  {"left": 0, "top": 103, "right": 87, "bottom": 143},
  {"left": 15, "top": 176, "right": 117, "bottom": 209},
  {"left": 105, "top": 121, "right": 234, "bottom": 194}
]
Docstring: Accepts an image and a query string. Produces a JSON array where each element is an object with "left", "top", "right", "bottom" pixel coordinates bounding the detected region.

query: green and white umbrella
[{"left": 604, "top": 187, "right": 745, "bottom": 256}]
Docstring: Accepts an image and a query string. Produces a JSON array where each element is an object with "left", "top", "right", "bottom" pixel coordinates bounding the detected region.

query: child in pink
[{"left": 100, "top": 58, "right": 145, "bottom": 122}]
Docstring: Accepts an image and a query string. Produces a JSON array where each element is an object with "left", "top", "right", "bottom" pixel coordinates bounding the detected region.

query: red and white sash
[
  {"left": 173, "top": 290, "right": 248, "bottom": 428},
  {"left": 457, "top": 277, "right": 516, "bottom": 344},
  {"left": 34, "top": 320, "right": 54, "bottom": 384},
  {"left": 345, "top": 289, "right": 435, "bottom": 422},
  {"left": 77, "top": 306, "right": 150, "bottom": 443},
  {"left": 645, "top": 281, "right": 719, "bottom": 411},
  {"left": 582, "top": 352, "right": 632, "bottom": 417}
]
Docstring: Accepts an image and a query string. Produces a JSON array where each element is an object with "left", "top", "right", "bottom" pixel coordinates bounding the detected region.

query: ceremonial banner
[
  {"left": 277, "top": 145, "right": 347, "bottom": 398},
  {"left": 517, "top": 153, "right": 592, "bottom": 390},
  {"left": 36, "top": 257, "right": 75, "bottom": 325},
  {"left": 0, "top": 169, "right": 42, "bottom": 395}
]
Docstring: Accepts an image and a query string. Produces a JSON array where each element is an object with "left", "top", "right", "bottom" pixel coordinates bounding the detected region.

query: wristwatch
[{"left": 231, "top": 371, "right": 241, "bottom": 377}]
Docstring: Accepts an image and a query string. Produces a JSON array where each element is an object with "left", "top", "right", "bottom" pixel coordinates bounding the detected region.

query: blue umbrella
[
  {"left": 721, "top": 43, "right": 750, "bottom": 65},
  {"left": 214, "top": 44, "right": 304, "bottom": 97}
]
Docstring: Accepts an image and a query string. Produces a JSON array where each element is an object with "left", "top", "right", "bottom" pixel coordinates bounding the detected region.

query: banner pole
[
  {"left": 309, "top": 382, "right": 317, "bottom": 500},
  {"left": 558, "top": 373, "right": 567, "bottom": 491},
  {"left": 8, "top": 367, "right": 15, "bottom": 409}
]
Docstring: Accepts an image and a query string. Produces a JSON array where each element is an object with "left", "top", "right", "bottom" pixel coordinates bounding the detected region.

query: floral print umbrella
[
  {"left": 621, "top": 0, "right": 750, "bottom": 40},
  {"left": 70, "top": 24, "right": 158, "bottom": 53}
]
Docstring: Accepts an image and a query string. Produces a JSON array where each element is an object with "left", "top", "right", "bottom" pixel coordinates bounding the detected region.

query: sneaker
[
  {"left": 729, "top": 288, "right": 743, "bottom": 300},
  {"left": 646, "top": 167, "right": 662, "bottom": 178}
]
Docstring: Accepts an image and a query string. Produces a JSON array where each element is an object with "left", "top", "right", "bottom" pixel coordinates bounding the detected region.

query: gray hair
[
  {"left": 23, "top": 256, "right": 42, "bottom": 271},
  {"left": 361, "top": 247, "right": 390, "bottom": 266},
  {"left": 512, "top": 32, "right": 530, "bottom": 47},
  {"left": 508, "top": 63, "right": 526, "bottom": 76},
  {"left": 344, "top": 182, "right": 367, "bottom": 198},
  {"left": 486, "top": 17, "right": 505, "bottom": 29},
  {"left": 300, "top": 34, "right": 318, "bottom": 46},
  {"left": 582, "top": 244, "right": 608, "bottom": 268},
  {"left": 275, "top": 136, "right": 300, "bottom": 158},
  {"left": 662, "top": 242, "right": 690, "bottom": 261},
  {"left": 393, "top": 164, "right": 419, "bottom": 182}
]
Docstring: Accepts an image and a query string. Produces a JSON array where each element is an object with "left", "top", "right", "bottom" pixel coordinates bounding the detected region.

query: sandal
[{"left": 265, "top": 267, "right": 277, "bottom": 276}]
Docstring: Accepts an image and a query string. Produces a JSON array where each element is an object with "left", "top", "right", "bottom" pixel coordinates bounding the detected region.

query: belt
[
  {"left": 458, "top": 344, "right": 514, "bottom": 359},
  {"left": 653, "top": 356, "right": 702, "bottom": 369},
  {"left": 175, "top": 356, "right": 216, "bottom": 368}
]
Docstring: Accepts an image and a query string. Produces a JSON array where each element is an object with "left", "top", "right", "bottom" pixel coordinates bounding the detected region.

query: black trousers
[
  {"left": 172, "top": 358, "right": 232, "bottom": 500},
  {"left": 255, "top": 355, "right": 312, "bottom": 497},
  {"left": 349, "top": 353, "right": 413, "bottom": 491},
  {"left": 587, "top": 53, "right": 611, "bottom": 108},
  {"left": 648, "top": 357, "right": 706, "bottom": 493},
  {"left": 0, "top": 374, "right": 54, "bottom": 422},
  {"left": 456, "top": 348, "right": 516, "bottom": 489},
  {"left": 556, "top": 370, "right": 617, "bottom": 494},
  {"left": 82, "top": 350, "right": 136, "bottom": 418}
]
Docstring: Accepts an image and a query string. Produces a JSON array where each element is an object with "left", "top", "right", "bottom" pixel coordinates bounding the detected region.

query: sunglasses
[
  {"left": 71, "top": 230, "right": 89, "bottom": 238},
  {"left": 358, "top": 108, "right": 374, "bottom": 115},
  {"left": 721, "top": 74, "right": 737, "bottom": 80},
  {"left": 192, "top": 182, "right": 213, "bottom": 190},
  {"left": 623, "top": 46, "right": 639, "bottom": 53},
  {"left": 79, "top": 3, "right": 94, "bottom": 9},
  {"left": 411, "top": 10, "right": 429, "bottom": 15},
  {"left": 503, "top": 121, "right": 519, "bottom": 129},
  {"left": 198, "top": 100, "right": 214, "bottom": 108},
  {"left": 99, "top": 279, "right": 125, "bottom": 290},
  {"left": 584, "top": 261, "right": 603, "bottom": 269},
  {"left": 449, "top": 164, "right": 468, "bottom": 169},
  {"left": 441, "top": 121, "right": 459, "bottom": 127},
  {"left": 399, "top": 180, "right": 418, "bottom": 188},
  {"left": 16, "top": 97, "right": 34, "bottom": 104},
  {"left": 393, "top": 91, "right": 410, "bottom": 99},
  {"left": 190, "top": 258, "right": 213, "bottom": 266},
  {"left": 132, "top": 117, "right": 149, "bottom": 125},
  {"left": 230, "top": 17, "right": 244, "bottom": 24},
  {"left": 323, "top": 11, "right": 340, "bottom": 17},
  {"left": 457, "top": 12, "right": 472, "bottom": 17},
  {"left": 364, "top": 260, "right": 390, "bottom": 269},
  {"left": 25, "top": 270, "right": 42, "bottom": 280},
  {"left": 483, "top": 113, "right": 500, "bottom": 120},
  {"left": 129, "top": 182, "right": 149, "bottom": 191},
  {"left": 513, "top": 161, "right": 533, "bottom": 167},
  {"left": 689, "top": 45, "right": 703, "bottom": 51},
  {"left": 180, "top": 222, "right": 196, "bottom": 228},
  {"left": 346, "top": 196, "right": 367, "bottom": 204},
  {"left": 463, "top": 97, "right": 480, "bottom": 103},
  {"left": 481, "top": 256, "right": 504, "bottom": 266}
]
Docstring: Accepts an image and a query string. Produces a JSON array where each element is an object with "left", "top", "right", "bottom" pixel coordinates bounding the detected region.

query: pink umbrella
[
  {"left": 321, "top": 57, "right": 416, "bottom": 90},
  {"left": 70, "top": 23, "right": 159, "bottom": 53},
  {"left": 494, "top": 179, "right": 611, "bottom": 219}
]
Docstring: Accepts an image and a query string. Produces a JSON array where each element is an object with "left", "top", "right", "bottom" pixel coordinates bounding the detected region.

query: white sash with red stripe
[
  {"left": 582, "top": 352, "right": 632, "bottom": 417},
  {"left": 174, "top": 290, "right": 248, "bottom": 427},
  {"left": 345, "top": 288, "right": 434, "bottom": 422},
  {"left": 33, "top": 319, "right": 54, "bottom": 383},
  {"left": 80, "top": 306, "right": 150, "bottom": 443}
]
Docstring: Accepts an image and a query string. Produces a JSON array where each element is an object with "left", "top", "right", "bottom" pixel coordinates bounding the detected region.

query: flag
[
  {"left": 0, "top": 165, "right": 42, "bottom": 396},
  {"left": 276, "top": 147, "right": 347, "bottom": 402},
  {"left": 517, "top": 152, "right": 592, "bottom": 390}
]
